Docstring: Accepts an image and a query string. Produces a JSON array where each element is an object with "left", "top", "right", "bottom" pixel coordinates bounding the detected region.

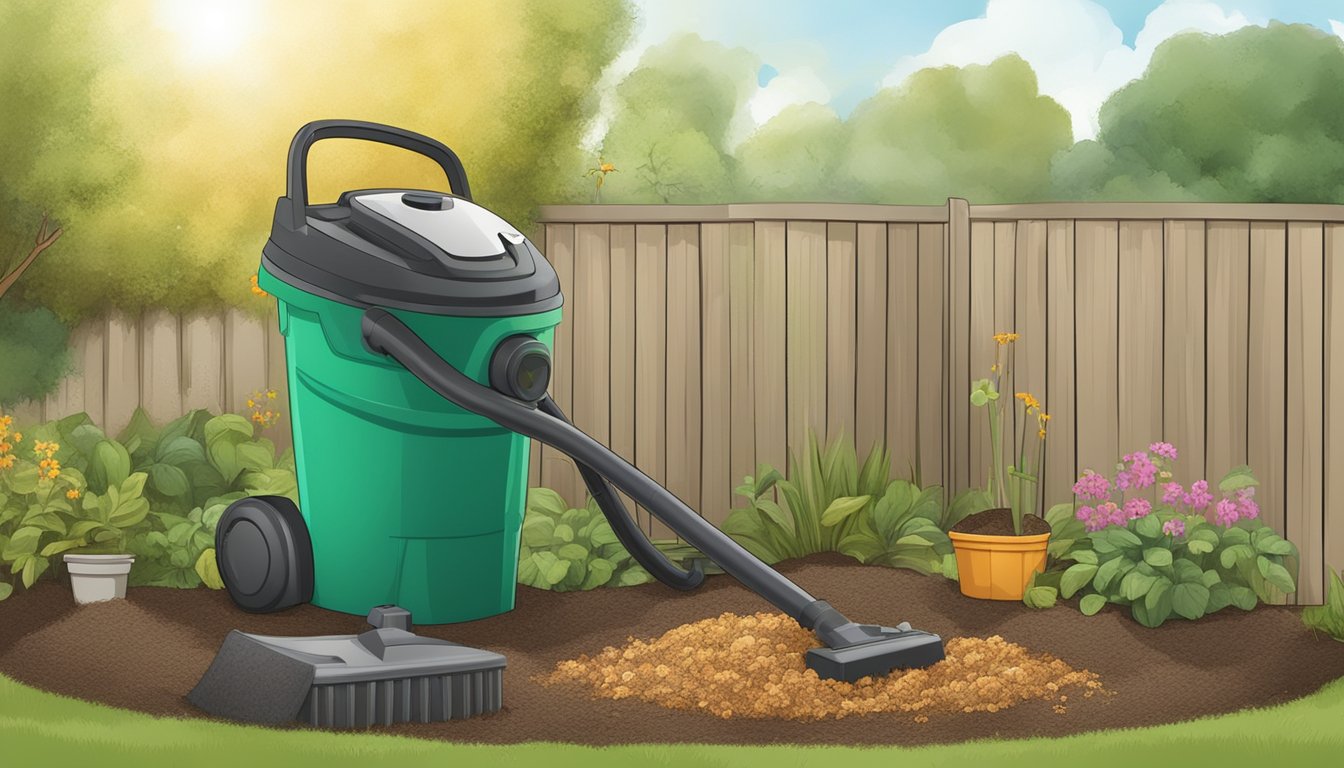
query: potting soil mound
[{"left": 545, "top": 611, "right": 1102, "bottom": 720}]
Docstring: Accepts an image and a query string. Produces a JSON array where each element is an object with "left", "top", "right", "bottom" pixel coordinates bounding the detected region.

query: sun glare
[{"left": 155, "top": 0, "right": 258, "bottom": 63}]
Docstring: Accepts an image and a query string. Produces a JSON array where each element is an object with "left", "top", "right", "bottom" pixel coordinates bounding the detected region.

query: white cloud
[
  {"left": 880, "top": 0, "right": 1253, "bottom": 140},
  {"left": 1331, "top": 19, "right": 1344, "bottom": 39}
]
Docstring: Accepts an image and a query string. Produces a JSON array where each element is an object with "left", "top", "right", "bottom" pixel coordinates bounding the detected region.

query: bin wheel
[{"left": 216, "top": 495, "right": 313, "bottom": 613}]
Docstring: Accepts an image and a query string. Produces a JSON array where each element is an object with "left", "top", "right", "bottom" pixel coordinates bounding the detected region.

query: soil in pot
[{"left": 951, "top": 507, "right": 1051, "bottom": 536}]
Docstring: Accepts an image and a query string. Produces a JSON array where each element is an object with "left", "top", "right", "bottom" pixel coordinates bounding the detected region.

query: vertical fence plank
[
  {"left": 666, "top": 224, "right": 702, "bottom": 522},
  {"left": 105, "top": 312, "right": 142, "bottom": 437},
  {"left": 855, "top": 223, "right": 887, "bottom": 460},
  {"left": 529, "top": 227, "right": 547, "bottom": 489},
  {"left": 43, "top": 322, "right": 98, "bottom": 421},
  {"left": 787, "top": 221, "right": 828, "bottom": 459},
  {"left": 1249, "top": 222, "right": 1288, "bottom": 547},
  {"left": 968, "top": 221, "right": 995, "bottom": 491},
  {"left": 572, "top": 223, "right": 611, "bottom": 448},
  {"left": 727, "top": 223, "right": 756, "bottom": 502},
  {"left": 886, "top": 224, "right": 919, "bottom": 481},
  {"left": 754, "top": 221, "right": 788, "bottom": 487},
  {"left": 947, "top": 199, "right": 972, "bottom": 495},
  {"left": 8, "top": 398, "right": 43, "bottom": 427},
  {"left": 543, "top": 223, "right": 581, "bottom": 508},
  {"left": 1288, "top": 221, "right": 1324, "bottom": 604},
  {"left": 1075, "top": 221, "right": 1120, "bottom": 476},
  {"left": 181, "top": 314, "right": 225, "bottom": 414},
  {"left": 608, "top": 224, "right": 640, "bottom": 524},
  {"left": 1044, "top": 220, "right": 1076, "bottom": 508},
  {"left": 1015, "top": 221, "right": 1048, "bottom": 510},
  {"left": 700, "top": 223, "right": 732, "bottom": 524},
  {"left": 993, "top": 221, "right": 1017, "bottom": 471},
  {"left": 223, "top": 308, "right": 267, "bottom": 420},
  {"left": 572, "top": 223, "right": 610, "bottom": 510},
  {"left": 1326, "top": 223, "right": 1344, "bottom": 588},
  {"left": 1164, "top": 221, "right": 1207, "bottom": 487},
  {"left": 1118, "top": 221, "right": 1164, "bottom": 457},
  {"left": 917, "top": 223, "right": 946, "bottom": 489},
  {"left": 826, "top": 222, "right": 857, "bottom": 447},
  {"left": 1206, "top": 221, "right": 1251, "bottom": 484},
  {"left": 139, "top": 310, "right": 181, "bottom": 425},
  {"left": 635, "top": 224, "right": 671, "bottom": 538}
]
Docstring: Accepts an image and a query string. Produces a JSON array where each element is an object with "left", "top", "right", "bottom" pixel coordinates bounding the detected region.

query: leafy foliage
[
  {"left": 518, "top": 488, "right": 712, "bottom": 592},
  {"left": 1042, "top": 490, "right": 1300, "bottom": 628},
  {"left": 1054, "top": 23, "right": 1344, "bottom": 203},
  {"left": 1302, "top": 568, "right": 1344, "bottom": 642},
  {"left": 722, "top": 433, "right": 953, "bottom": 577},
  {"left": 0, "top": 408, "right": 297, "bottom": 598},
  {"left": 0, "top": 303, "right": 70, "bottom": 407},
  {"left": 6, "top": 0, "right": 633, "bottom": 322}
]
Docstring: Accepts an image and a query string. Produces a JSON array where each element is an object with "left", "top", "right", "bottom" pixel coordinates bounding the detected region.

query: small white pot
[{"left": 64, "top": 554, "right": 135, "bottom": 605}]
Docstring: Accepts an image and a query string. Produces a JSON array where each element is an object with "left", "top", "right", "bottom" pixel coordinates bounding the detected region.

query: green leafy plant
[
  {"left": 1044, "top": 457, "right": 1299, "bottom": 627},
  {"left": 722, "top": 433, "right": 953, "bottom": 577},
  {"left": 722, "top": 433, "right": 894, "bottom": 563},
  {"left": 0, "top": 406, "right": 295, "bottom": 600},
  {"left": 1302, "top": 567, "right": 1344, "bottom": 642},
  {"left": 519, "top": 488, "right": 669, "bottom": 592}
]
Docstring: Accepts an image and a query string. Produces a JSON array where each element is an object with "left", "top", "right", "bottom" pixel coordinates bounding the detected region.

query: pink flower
[
  {"left": 1235, "top": 488, "right": 1259, "bottom": 520},
  {"left": 1083, "top": 507, "right": 1109, "bottom": 532},
  {"left": 1099, "top": 501, "right": 1125, "bottom": 527},
  {"left": 1214, "top": 498, "right": 1239, "bottom": 526},
  {"left": 1162, "top": 518, "right": 1185, "bottom": 537},
  {"left": 1149, "top": 442, "right": 1178, "bottom": 460},
  {"left": 1124, "top": 498, "right": 1153, "bottom": 519},
  {"left": 1161, "top": 482, "right": 1185, "bottom": 505},
  {"left": 1075, "top": 505, "right": 1094, "bottom": 522},
  {"left": 1073, "top": 471, "right": 1112, "bottom": 501},
  {"left": 1185, "top": 480, "right": 1214, "bottom": 510}
]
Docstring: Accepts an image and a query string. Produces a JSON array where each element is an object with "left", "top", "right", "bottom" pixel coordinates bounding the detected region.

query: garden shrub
[
  {"left": 722, "top": 433, "right": 953, "bottom": 577},
  {"left": 1042, "top": 443, "right": 1299, "bottom": 627},
  {"left": 1302, "top": 568, "right": 1344, "bottom": 642},
  {"left": 0, "top": 407, "right": 296, "bottom": 600},
  {"left": 518, "top": 487, "right": 713, "bottom": 592},
  {"left": 0, "top": 303, "right": 70, "bottom": 407}
]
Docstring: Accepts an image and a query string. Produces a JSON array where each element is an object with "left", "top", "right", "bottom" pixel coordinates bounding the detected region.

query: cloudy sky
[{"left": 592, "top": 0, "right": 1344, "bottom": 146}]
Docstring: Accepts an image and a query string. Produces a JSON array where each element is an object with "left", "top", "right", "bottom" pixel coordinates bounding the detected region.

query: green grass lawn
[{"left": 2, "top": 672, "right": 1342, "bottom": 767}]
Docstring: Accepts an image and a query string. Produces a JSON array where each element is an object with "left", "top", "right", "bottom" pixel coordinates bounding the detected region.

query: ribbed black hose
[
  {"left": 360, "top": 307, "right": 821, "bottom": 622},
  {"left": 536, "top": 397, "right": 704, "bottom": 590}
]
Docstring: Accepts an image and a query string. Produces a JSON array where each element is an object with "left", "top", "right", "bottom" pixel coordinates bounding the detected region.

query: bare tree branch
[{"left": 0, "top": 213, "right": 63, "bottom": 300}]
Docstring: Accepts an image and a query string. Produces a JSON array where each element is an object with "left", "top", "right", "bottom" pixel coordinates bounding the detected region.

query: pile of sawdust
[{"left": 543, "top": 612, "right": 1102, "bottom": 721}]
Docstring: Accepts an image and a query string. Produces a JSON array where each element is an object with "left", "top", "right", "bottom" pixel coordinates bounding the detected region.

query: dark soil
[
  {"left": 951, "top": 507, "right": 1052, "bottom": 536},
  {"left": 1, "top": 553, "right": 1341, "bottom": 746}
]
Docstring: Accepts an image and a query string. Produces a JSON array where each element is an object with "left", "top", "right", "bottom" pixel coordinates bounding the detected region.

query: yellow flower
[
  {"left": 47, "top": 467, "right": 60, "bottom": 479},
  {"left": 10, "top": 432, "right": 19, "bottom": 443},
  {"left": 1014, "top": 392, "right": 1041, "bottom": 411},
  {"left": 266, "top": 390, "right": 277, "bottom": 399},
  {"left": 66, "top": 488, "right": 81, "bottom": 500},
  {"left": 1039, "top": 428, "right": 1047, "bottom": 439},
  {"left": 247, "top": 399, "right": 256, "bottom": 408},
  {"left": 993, "top": 332, "right": 1020, "bottom": 345},
  {"left": 0, "top": 455, "right": 14, "bottom": 469},
  {"left": 250, "top": 273, "right": 269, "bottom": 298},
  {"left": 600, "top": 162, "right": 616, "bottom": 173}
]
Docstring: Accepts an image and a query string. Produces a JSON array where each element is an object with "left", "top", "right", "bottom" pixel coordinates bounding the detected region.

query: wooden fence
[
  {"left": 8, "top": 199, "right": 1344, "bottom": 604},
  {"left": 535, "top": 199, "right": 1344, "bottom": 605},
  {"left": 6, "top": 309, "right": 292, "bottom": 453}
]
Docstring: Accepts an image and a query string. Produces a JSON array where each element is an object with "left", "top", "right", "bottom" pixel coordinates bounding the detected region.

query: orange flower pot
[{"left": 948, "top": 530, "right": 1051, "bottom": 600}]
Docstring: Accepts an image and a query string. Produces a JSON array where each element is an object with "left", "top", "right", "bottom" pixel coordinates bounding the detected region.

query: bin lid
[{"left": 262, "top": 188, "right": 562, "bottom": 316}]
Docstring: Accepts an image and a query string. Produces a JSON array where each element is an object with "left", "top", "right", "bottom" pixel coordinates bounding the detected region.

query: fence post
[{"left": 945, "top": 198, "right": 971, "bottom": 495}]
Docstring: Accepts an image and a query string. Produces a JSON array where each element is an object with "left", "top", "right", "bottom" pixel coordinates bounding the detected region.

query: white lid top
[{"left": 353, "top": 192, "right": 524, "bottom": 259}]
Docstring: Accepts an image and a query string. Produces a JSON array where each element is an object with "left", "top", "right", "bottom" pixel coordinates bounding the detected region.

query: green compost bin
[{"left": 250, "top": 121, "right": 563, "bottom": 623}]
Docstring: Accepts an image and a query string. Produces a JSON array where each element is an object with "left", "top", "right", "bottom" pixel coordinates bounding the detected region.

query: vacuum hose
[
  {"left": 537, "top": 397, "right": 705, "bottom": 590},
  {"left": 360, "top": 308, "right": 824, "bottom": 623}
]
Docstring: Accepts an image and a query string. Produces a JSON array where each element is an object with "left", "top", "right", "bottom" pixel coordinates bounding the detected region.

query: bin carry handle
[
  {"left": 284, "top": 119, "right": 472, "bottom": 230},
  {"left": 359, "top": 306, "right": 932, "bottom": 658}
]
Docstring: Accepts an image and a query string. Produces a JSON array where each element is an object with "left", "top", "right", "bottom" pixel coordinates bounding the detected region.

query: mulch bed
[{"left": 1, "top": 553, "right": 1341, "bottom": 746}]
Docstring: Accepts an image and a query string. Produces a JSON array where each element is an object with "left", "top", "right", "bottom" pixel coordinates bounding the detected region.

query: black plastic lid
[{"left": 262, "top": 120, "right": 561, "bottom": 317}]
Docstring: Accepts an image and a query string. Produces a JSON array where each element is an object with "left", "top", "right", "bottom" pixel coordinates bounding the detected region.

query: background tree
[
  {"left": 1054, "top": 23, "right": 1344, "bottom": 202},
  {"left": 842, "top": 54, "right": 1073, "bottom": 203},
  {"left": 733, "top": 103, "right": 852, "bottom": 202},
  {"left": 596, "top": 34, "right": 759, "bottom": 203},
  {"left": 5, "top": 0, "right": 632, "bottom": 322}
]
